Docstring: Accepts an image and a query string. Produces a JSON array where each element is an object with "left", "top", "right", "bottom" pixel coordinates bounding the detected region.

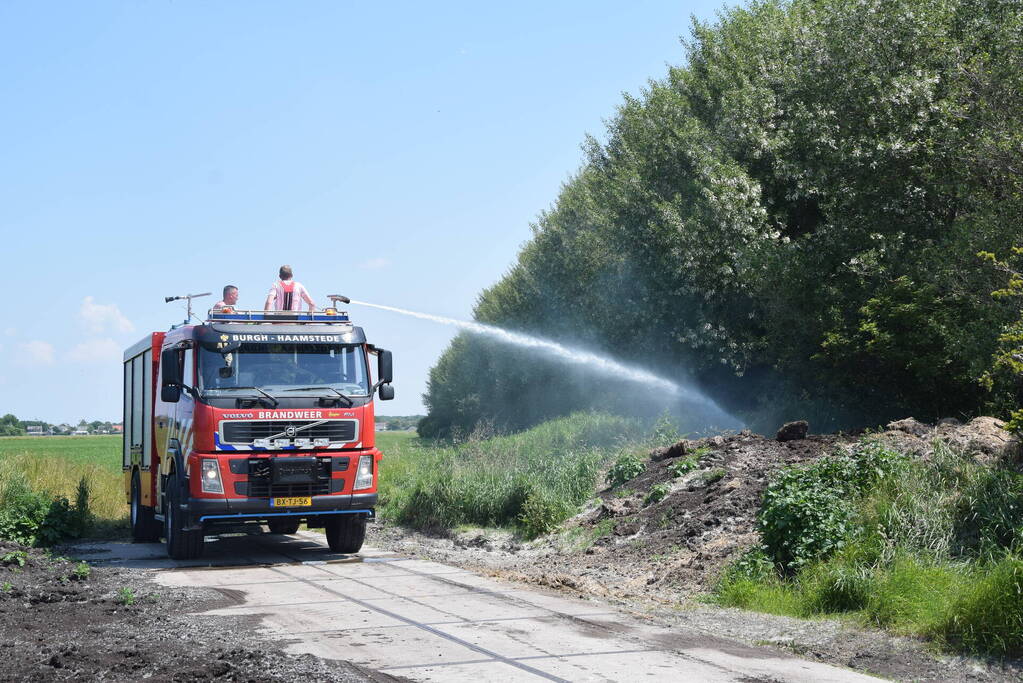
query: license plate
[{"left": 271, "top": 496, "right": 312, "bottom": 507}]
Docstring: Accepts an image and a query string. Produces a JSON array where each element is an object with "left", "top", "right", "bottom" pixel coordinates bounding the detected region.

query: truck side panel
[{"left": 122, "top": 332, "right": 164, "bottom": 508}]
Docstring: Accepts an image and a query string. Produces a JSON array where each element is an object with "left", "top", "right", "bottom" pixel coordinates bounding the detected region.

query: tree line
[
  {"left": 0, "top": 414, "right": 121, "bottom": 437},
  {"left": 420, "top": 0, "right": 1023, "bottom": 437}
]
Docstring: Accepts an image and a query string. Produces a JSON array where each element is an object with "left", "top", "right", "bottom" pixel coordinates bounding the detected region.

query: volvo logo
[{"left": 285, "top": 426, "right": 297, "bottom": 437}]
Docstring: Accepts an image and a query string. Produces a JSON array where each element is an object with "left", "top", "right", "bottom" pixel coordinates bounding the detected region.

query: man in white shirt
[{"left": 264, "top": 265, "right": 316, "bottom": 311}]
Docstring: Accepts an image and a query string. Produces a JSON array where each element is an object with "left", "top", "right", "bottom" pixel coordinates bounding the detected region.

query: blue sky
[{"left": 0, "top": 1, "right": 722, "bottom": 423}]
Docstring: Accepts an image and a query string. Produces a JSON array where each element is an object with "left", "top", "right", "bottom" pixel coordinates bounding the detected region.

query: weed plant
[
  {"left": 117, "top": 587, "right": 136, "bottom": 606},
  {"left": 71, "top": 561, "right": 91, "bottom": 581},
  {"left": 378, "top": 413, "right": 641, "bottom": 538},
  {"left": 644, "top": 483, "right": 670, "bottom": 506},
  {"left": 715, "top": 440, "right": 1023, "bottom": 656},
  {"left": 606, "top": 452, "right": 646, "bottom": 489},
  {"left": 668, "top": 456, "right": 699, "bottom": 478}
]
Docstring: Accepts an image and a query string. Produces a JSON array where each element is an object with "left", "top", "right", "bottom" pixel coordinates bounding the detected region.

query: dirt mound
[
  {"left": 0, "top": 541, "right": 399, "bottom": 682},
  {"left": 554, "top": 429, "right": 840, "bottom": 597},
  {"left": 555, "top": 417, "right": 1021, "bottom": 598},
  {"left": 878, "top": 416, "right": 1022, "bottom": 464}
]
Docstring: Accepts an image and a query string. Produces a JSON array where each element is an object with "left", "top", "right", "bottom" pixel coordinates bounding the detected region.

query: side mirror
[
  {"left": 161, "top": 347, "right": 183, "bottom": 385},
  {"left": 377, "top": 349, "right": 393, "bottom": 385},
  {"left": 378, "top": 384, "right": 394, "bottom": 401},
  {"left": 161, "top": 347, "right": 184, "bottom": 403}
]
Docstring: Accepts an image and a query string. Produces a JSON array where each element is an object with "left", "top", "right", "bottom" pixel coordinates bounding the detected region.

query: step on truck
[{"left": 122, "top": 304, "right": 394, "bottom": 559}]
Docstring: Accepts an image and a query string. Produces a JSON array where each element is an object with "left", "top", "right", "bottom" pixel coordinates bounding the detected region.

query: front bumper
[{"left": 184, "top": 492, "right": 378, "bottom": 525}]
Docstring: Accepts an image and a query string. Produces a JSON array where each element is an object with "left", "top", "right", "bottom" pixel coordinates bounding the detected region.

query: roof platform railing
[{"left": 206, "top": 308, "right": 351, "bottom": 324}]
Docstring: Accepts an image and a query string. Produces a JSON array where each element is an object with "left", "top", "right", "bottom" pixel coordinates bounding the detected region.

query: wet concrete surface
[{"left": 70, "top": 531, "right": 878, "bottom": 682}]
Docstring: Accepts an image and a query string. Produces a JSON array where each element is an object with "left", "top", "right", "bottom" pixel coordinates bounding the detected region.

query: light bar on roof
[{"left": 207, "top": 309, "right": 351, "bottom": 323}]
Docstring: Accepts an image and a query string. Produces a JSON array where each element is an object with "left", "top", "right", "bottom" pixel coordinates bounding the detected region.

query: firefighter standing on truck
[{"left": 265, "top": 265, "right": 316, "bottom": 311}]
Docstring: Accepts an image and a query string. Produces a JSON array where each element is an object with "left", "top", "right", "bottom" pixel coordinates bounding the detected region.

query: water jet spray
[{"left": 351, "top": 300, "right": 739, "bottom": 427}]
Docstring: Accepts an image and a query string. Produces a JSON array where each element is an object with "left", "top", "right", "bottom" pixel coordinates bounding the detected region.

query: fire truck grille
[
  {"left": 221, "top": 419, "right": 357, "bottom": 445},
  {"left": 245, "top": 457, "right": 332, "bottom": 498}
]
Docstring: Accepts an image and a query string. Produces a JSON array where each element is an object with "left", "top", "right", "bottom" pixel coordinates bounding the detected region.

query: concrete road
[{"left": 71, "top": 531, "right": 877, "bottom": 682}]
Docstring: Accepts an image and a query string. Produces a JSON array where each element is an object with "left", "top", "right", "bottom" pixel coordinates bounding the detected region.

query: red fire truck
[{"left": 122, "top": 306, "right": 393, "bottom": 559}]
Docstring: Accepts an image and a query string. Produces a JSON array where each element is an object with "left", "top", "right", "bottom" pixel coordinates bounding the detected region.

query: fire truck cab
[{"left": 122, "top": 307, "right": 393, "bottom": 560}]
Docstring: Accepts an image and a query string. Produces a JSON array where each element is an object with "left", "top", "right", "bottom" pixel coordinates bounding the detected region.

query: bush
[
  {"left": 0, "top": 470, "right": 90, "bottom": 546},
  {"left": 606, "top": 452, "right": 645, "bottom": 489},
  {"left": 759, "top": 442, "right": 905, "bottom": 571},
  {"left": 518, "top": 490, "right": 576, "bottom": 538}
]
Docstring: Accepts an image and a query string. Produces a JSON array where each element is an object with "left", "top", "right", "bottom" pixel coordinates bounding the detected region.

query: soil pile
[
  {"left": 0, "top": 540, "right": 399, "bottom": 682},
  {"left": 532, "top": 429, "right": 842, "bottom": 599},
  {"left": 507, "top": 416, "right": 1021, "bottom": 600}
]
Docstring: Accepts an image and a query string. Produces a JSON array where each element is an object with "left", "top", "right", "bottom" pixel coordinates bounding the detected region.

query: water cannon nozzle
[{"left": 164, "top": 292, "right": 211, "bottom": 323}]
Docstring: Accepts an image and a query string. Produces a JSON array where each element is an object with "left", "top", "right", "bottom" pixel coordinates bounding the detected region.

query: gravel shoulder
[
  {"left": 0, "top": 540, "right": 402, "bottom": 682},
  {"left": 368, "top": 522, "right": 1022, "bottom": 682}
]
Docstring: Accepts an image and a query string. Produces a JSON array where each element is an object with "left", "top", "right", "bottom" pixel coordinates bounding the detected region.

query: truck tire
[
  {"left": 324, "top": 515, "right": 366, "bottom": 554},
  {"left": 130, "top": 470, "right": 161, "bottom": 542},
  {"left": 267, "top": 519, "right": 301, "bottom": 535},
  {"left": 164, "top": 473, "right": 204, "bottom": 560}
]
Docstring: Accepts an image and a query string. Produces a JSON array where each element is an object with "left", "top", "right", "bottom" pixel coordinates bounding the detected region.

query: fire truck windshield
[{"left": 198, "top": 343, "right": 370, "bottom": 397}]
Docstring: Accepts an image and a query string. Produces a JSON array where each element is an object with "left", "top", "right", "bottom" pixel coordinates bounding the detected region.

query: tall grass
[
  {"left": 378, "top": 412, "right": 641, "bottom": 537},
  {"left": 0, "top": 436, "right": 126, "bottom": 539},
  {"left": 0, "top": 453, "right": 125, "bottom": 525},
  {"left": 715, "top": 440, "right": 1023, "bottom": 656}
]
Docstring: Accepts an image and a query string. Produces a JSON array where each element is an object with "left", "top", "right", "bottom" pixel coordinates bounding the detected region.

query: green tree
[
  {"left": 0, "top": 414, "right": 24, "bottom": 437},
  {"left": 980, "top": 247, "right": 1023, "bottom": 433}
]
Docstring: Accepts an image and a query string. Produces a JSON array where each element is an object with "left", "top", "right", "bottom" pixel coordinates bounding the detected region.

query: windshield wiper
[
  {"left": 205, "top": 386, "right": 279, "bottom": 408},
  {"left": 283, "top": 386, "right": 354, "bottom": 407}
]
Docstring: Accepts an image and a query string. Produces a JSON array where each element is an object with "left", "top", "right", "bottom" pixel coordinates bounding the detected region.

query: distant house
[
  {"left": 26, "top": 425, "right": 45, "bottom": 436},
  {"left": 112, "top": 424, "right": 123, "bottom": 433},
  {"left": 72, "top": 429, "right": 89, "bottom": 436},
  {"left": 375, "top": 422, "right": 389, "bottom": 432}
]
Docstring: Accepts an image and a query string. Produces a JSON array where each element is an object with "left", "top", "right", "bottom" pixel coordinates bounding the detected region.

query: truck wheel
[
  {"left": 164, "top": 473, "right": 204, "bottom": 560},
  {"left": 324, "top": 515, "right": 366, "bottom": 554},
  {"left": 130, "top": 470, "right": 161, "bottom": 542},
  {"left": 267, "top": 519, "right": 301, "bottom": 535}
]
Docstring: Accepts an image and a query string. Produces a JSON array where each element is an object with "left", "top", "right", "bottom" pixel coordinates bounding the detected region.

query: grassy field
[
  {"left": 0, "top": 435, "right": 122, "bottom": 470},
  {"left": 0, "top": 435, "right": 126, "bottom": 531}
]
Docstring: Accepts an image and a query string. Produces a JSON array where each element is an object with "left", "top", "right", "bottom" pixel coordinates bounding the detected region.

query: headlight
[
  {"left": 354, "top": 455, "right": 374, "bottom": 490},
  {"left": 201, "top": 459, "right": 224, "bottom": 494}
]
